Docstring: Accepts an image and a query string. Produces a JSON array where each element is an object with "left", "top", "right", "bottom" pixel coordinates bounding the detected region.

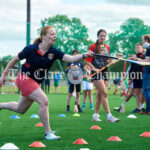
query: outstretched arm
[
  {"left": 129, "top": 55, "right": 150, "bottom": 62},
  {"left": 0, "top": 56, "right": 20, "bottom": 86},
  {"left": 62, "top": 51, "right": 93, "bottom": 63}
]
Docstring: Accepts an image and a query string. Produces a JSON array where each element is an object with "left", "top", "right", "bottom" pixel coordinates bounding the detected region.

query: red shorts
[{"left": 16, "top": 72, "right": 40, "bottom": 97}]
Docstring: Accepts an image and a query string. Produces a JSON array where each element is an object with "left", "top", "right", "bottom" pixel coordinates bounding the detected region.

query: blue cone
[
  {"left": 58, "top": 114, "right": 66, "bottom": 117},
  {"left": 30, "top": 114, "right": 39, "bottom": 118},
  {"left": 10, "top": 115, "right": 20, "bottom": 119}
]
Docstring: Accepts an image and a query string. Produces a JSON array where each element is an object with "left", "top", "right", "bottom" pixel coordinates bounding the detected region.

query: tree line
[{"left": 1, "top": 15, "right": 150, "bottom": 74}]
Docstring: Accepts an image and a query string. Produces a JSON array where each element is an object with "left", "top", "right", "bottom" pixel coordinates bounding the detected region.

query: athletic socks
[
  {"left": 82, "top": 103, "right": 86, "bottom": 107},
  {"left": 107, "top": 113, "right": 112, "bottom": 119},
  {"left": 90, "top": 103, "right": 93, "bottom": 107}
]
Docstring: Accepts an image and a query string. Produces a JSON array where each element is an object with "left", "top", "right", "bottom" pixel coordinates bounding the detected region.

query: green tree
[
  {"left": 108, "top": 18, "right": 150, "bottom": 57},
  {"left": 1, "top": 55, "right": 13, "bottom": 69},
  {"left": 39, "top": 15, "right": 93, "bottom": 55},
  {"left": 1, "top": 55, "right": 20, "bottom": 72}
]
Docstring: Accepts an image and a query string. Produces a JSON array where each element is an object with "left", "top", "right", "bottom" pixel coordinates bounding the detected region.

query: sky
[{"left": 0, "top": 0, "right": 150, "bottom": 57}]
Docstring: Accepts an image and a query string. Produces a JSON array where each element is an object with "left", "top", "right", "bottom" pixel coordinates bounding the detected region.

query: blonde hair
[{"left": 33, "top": 25, "right": 54, "bottom": 44}]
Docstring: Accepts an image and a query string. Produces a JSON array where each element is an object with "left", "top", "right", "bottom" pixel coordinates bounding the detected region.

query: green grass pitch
[{"left": 0, "top": 92, "right": 150, "bottom": 150}]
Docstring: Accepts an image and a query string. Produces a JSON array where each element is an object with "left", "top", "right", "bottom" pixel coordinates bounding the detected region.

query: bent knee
[
  {"left": 40, "top": 98, "right": 49, "bottom": 107},
  {"left": 97, "top": 91, "right": 107, "bottom": 97},
  {"left": 101, "top": 91, "right": 107, "bottom": 98}
]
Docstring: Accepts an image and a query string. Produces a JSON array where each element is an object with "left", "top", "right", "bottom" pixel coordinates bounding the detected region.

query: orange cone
[
  {"left": 29, "top": 141, "right": 46, "bottom": 147},
  {"left": 73, "top": 138, "right": 88, "bottom": 144},
  {"left": 90, "top": 125, "right": 101, "bottom": 129},
  {"left": 35, "top": 122, "right": 43, "bottom": 127},
  {"left": 140, "top": 132, "right": 150, "bottom": 137},
  {"left": 107, "top": 136, "right": 122, "bottom": 141}
]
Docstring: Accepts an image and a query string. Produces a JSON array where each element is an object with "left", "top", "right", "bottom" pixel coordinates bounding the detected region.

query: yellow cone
[{"left": 73, "top": 113, "right": 80, "bottom": 117}]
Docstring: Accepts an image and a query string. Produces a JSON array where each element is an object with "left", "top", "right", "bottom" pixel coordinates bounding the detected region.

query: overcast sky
[{"left": 0, "top": 0, "right": 150, "bottom": 57}]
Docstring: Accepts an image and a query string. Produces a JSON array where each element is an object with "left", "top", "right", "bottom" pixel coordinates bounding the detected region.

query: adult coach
[
  {"left": 0, "top": 25, "right": 92, "bottom": 140},
  {"left": 85, "top": 29, "right": 119, "bottom": 122}
]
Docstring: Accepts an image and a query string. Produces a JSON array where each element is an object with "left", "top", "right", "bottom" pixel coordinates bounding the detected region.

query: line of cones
[{"left": 2, "top": 116, "right": 150, "bottom": 149}]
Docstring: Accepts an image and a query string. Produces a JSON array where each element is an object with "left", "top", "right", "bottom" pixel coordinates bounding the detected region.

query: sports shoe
[
  {"left": 82, "top": 106, "right": 86, "bottom": 109},
  {"left": 78, "top": 108, "right": 83, "bottom": 112},
  {"left": 107, "top": 116, "right": 120, "bottom": 122},
  {"left": 90, "top": 104, "right": 94, "bottom": 109},
  {"left": 66, "top": 108, "right": 70, "bottom": 113},
  {"left": 92, "top": 114, "right": 102, "bottom": 122},
  {"left": 116, "top": 106, "right": 121, "bottom": 112},
  {"left": 141, "top": 108, "right": 146, "bottom": 112},
  {"left": 131, "top": 108, "right": 141, "bottom": 113},
  {"left": 45, "top": 132, "right": 61, "bottom": 140},
  {"left": 140, "top": 111, "right": 150, "bottom": 115},
  {"left": 90, "top": 106, "right": 94, "bottom": 109}
]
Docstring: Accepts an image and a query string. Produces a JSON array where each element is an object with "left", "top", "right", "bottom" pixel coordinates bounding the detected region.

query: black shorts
[
  {"left": 133, "top": 79, "right": 143, "bottom": 88},
  {"left": 68, "top": 83, "right": 81, "bottom": 93},
  {"left": 113, "top": 78, "right": 121, "bottom": 85},
  {"left": 91, "top": 69, "right": 108, "bottom": 81}
]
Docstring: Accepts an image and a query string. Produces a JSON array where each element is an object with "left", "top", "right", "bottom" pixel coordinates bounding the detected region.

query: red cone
[
  {"left": 140, "top": 132, "right": 150, "bottom": 137},
  {"left": 73, "top": 138, "right": 88, "bottom": 144},
  {"left": 107, "top": 136, "right": 122, "bottom": 141},
  {"left": 29, "top": 141, "right": 46, "bottom": 147},
  {"left": 90, "top": 125, "right": 101, "bottom": 129},
  {"left": 35, "top": 122, "right": 43, "bottom": 127}
]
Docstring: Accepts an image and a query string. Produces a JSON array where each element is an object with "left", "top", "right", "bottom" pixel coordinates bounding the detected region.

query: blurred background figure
[
  {"left": 45, "top": 72, "right": 51, "bottom": 94},
  {"left": 120, "top": 73, "right": 128, "bottom": 99},
  {"left": 113, "top": 77, "right": 121, "bottom": 95},
  {"left": 53, "top": 72, "right": 60, "bottom": 94},
  {"left": 7, "top": 72, "right": 16, "bottom": 94},
  {"left": 82, "top": 64, "right": 94, "bottom": 110}
]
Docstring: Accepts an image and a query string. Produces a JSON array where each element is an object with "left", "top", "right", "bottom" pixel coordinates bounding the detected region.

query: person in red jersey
[{"left": 85, "top": 29, "right": 119, "bottom": 122}]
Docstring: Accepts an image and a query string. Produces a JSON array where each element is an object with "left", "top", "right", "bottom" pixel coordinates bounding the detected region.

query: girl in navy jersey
[
  {"left": 85, "top": 29, "right": 119, "bottom": 122},
  {"left": 0, "top": 25, "right": 92, "bottom": 140}
]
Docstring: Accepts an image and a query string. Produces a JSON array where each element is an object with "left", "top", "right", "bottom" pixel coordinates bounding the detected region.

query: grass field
[{"left": 0, "top": 91, "right": 150, "bottom": 150}]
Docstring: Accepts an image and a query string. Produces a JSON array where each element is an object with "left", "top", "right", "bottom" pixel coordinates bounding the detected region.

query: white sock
[
  {"left": 93, "top": 113, "right": 99, "bottom": 117},
  {"left": 107, "top": 113, "right": 112, "bottom": 118},
  {"left": 141, "top": 104, "right": 144, "bottom": 109}
]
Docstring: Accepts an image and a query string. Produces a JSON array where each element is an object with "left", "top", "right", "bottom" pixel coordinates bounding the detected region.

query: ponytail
[
  {"left": 95, "top": 39, "right": 101, "bottom": 54},
  {"left": 33, "top": 37, "right": 41, "bottom": 44}
]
